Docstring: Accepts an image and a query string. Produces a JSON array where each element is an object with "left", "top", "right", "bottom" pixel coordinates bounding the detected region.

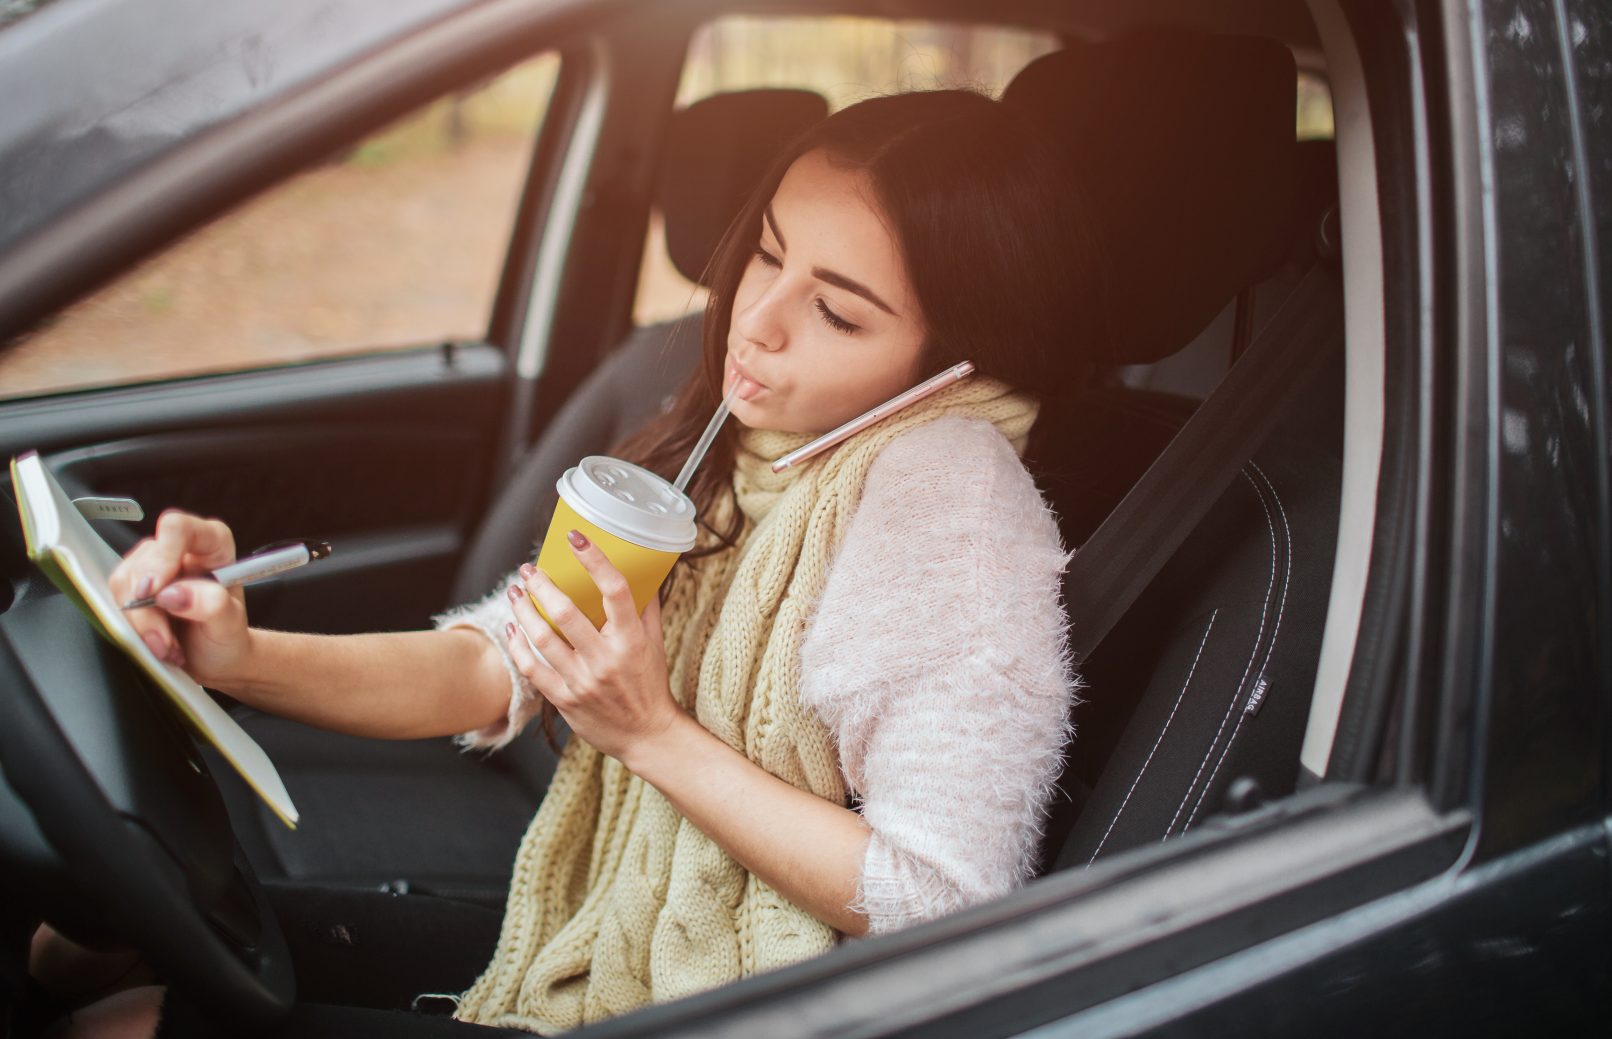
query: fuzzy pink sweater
[{"left": 431, "top": 415, "right": 1078, "bottom": 935}]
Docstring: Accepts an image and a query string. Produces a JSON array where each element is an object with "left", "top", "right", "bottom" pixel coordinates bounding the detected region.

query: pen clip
[{"left": 73, "top": 496, "right": 145, "bottom": 522}]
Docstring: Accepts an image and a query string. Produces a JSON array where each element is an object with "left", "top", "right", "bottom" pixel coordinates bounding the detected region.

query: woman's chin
[{"left": 729, "top": 396, "right": 770, "bottom": 427}]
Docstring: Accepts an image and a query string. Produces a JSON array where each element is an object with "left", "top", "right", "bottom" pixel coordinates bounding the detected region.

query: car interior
[
  {"left": 192, "top": 0, "right": 1358, "bottom": 985},
  {"left": 0, "top": 0, "right": 1400, "bottom": 1030}
]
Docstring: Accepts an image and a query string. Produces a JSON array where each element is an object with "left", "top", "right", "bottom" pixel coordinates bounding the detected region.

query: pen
[
  {"left": 770, "top": 360, "right": 976, "bottom": 473},
  {"left": 121, "top": 539, "right": 333, "bottom": 610}
]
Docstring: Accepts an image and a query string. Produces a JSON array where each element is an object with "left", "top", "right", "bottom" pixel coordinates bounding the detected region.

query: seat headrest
[
  {"left": 1004, "top": 32, "right": 1297, "bottom": 365},
  {"left": 656, "top": 89, "right": 830, "bottom": 286}
]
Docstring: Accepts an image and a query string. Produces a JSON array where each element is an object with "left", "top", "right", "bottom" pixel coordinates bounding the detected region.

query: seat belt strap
[{"left": 1064, "top": 263, "right": 1345, "bottom": 661}]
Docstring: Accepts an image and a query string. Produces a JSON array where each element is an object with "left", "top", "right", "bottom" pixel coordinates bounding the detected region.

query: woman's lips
[{"left": 726, "top": 359, "right": 765, "bottom": 402}]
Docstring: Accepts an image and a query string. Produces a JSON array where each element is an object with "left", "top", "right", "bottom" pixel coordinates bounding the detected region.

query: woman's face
[{"left": 725, "top": 148, "right": 927, "bottom": 435}]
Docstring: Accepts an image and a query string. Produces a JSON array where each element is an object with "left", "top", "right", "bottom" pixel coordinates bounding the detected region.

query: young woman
[{"left": 45, "top": 87, "right": 1105, "bottom": 1037}]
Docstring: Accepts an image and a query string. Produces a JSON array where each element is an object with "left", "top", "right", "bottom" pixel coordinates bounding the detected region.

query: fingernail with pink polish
[
  {"left": 519, "top": 563, "right": 534, "bottom": 579},
  {"left": 156, "top": 584, "right": 189, "bottom": 610},
  {"left": 505, "top": 622, "right": 516, "bottom": 639},
  {"left": 135, "top": 575, "right": 154, "bottom": 599},
  {"left": 508, "top": 585, "right": 522, "bottom": 601},
  {"left": 567, "top": 529, "right": 589, "bottom": 551}
]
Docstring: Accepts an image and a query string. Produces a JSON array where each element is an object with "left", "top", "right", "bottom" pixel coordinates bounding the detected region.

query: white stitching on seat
[
  {"left": 1183, "top": 463, "right": 1294, "bottom": 832},
  {"left": 1087, "top": 609, "right": 1219, "bottom": 866},
  {"left": 1165, "top": 468, "right": 1277, "bottom": 838}
]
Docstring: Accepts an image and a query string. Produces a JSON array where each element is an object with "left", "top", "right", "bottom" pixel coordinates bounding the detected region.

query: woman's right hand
[{"left": 107, "top": 508, "right": 252, "bottom": 689}]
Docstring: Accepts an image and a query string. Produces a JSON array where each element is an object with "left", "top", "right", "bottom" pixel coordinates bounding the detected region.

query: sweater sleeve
[
  {"left": 429, "top": 564, "right": 547, "bottom": 753},
  {"left": 798, "top": 416, "right": 1078, "bottom": 936}
]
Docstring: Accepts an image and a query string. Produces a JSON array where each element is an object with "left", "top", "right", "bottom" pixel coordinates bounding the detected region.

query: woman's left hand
[{"left": 502, "top": 530, "right": 681, "bottom": 762}]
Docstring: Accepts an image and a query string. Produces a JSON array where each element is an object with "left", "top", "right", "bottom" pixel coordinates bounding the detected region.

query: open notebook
[{"left": 9, "top": 451, "right": 298, "bottom": 828}]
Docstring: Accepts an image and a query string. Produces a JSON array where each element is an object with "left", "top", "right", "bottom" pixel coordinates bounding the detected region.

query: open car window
[{"left": 0, "top": 51, "right": 559, "bottom": 402}]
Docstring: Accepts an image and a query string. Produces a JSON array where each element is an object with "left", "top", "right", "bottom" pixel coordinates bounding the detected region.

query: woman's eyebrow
[
  {"left": 764, "top": 204, "right": 898, "bottom": 317},
  {"left": 811, "top": 267, "right": 897, "bottom": 316}
]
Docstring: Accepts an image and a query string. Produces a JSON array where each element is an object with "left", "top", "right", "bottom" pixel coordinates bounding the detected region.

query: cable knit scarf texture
[{"left": 454, "top": 376, "right": 1039, "bottom": 1033}]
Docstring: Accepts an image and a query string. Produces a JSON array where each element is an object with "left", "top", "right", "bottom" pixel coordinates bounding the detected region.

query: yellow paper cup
[{"left": 531, "top": 456, "right": 697, "bottom": 638}]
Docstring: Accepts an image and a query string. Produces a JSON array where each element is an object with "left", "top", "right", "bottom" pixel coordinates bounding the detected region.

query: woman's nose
[{"left": 732, "top": 281, "right": 788, "bottom": 353}]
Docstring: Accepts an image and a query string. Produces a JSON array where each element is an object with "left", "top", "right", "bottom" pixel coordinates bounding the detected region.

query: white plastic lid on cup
[{"left": 556, "top": 456, "right": 698, "bottom": 553}]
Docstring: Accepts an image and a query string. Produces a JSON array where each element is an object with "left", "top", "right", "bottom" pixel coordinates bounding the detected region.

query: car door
[
  {"left": 0, "top": 2, "right": 596, "bottom": 639},
  {"left": 0, "top": 0, "right": 720, "bottom": 900}
]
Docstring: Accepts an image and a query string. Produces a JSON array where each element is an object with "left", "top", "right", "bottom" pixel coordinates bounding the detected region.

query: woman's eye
[
  {"left": 815, "top": 299, "right": 860, "bottom": 335},
  {"left": 752, "top": 246, "right": 781, "bottom": 269}
]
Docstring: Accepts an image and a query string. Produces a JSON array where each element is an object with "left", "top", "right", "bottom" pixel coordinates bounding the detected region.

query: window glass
[
  {"left": 0, "top": 52, "right": 559, "bottom": 401},
  {"left": 633, "top": 17, "right": 1059, "bottom": 327},
  {"left": 1296, "top": 70, "right": 1335, "bottom": 140}
]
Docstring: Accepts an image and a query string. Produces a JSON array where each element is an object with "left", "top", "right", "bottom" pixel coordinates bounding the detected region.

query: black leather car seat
[{"left": 999, "top": 41, "right": 1347, "bottom": 870}]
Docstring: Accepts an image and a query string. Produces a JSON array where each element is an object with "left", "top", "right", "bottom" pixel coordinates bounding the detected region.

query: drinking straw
[{"left": 674, "top": 381, "right": 742, "bottom": 493}]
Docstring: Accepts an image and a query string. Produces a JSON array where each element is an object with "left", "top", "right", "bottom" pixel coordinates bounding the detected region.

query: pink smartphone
[{"left": 769, "top": 361, "right": 976, "bottom": 473}]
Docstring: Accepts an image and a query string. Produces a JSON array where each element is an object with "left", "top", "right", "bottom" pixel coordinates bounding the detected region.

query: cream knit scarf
[{"left": 454, "top": 375, "right": 1039, "bottom": 1034}]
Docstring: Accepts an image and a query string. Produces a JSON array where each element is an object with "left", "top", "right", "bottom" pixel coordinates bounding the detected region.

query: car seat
[{"left": 1000, "top": 41, "right": 1346, "bottom": 870}]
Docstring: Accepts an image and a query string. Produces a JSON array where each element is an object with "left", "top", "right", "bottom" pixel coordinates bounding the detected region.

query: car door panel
[
  {"left": 0, "top": 343, "right": 507, "bottom": 634},
  {"left": 1060, "top": 820, "right": 1612, "bottom": 1038}
]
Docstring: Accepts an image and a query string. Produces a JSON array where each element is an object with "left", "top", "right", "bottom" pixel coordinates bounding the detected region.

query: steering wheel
[{"left": 0, "top": 493, "right": 294, "bottom": 1029}]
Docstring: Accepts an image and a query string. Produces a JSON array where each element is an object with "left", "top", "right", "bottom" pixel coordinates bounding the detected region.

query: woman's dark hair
[
  {"left": 510, "top": 91, "right": 1107, "bottom": 749},
  {"left": 613, "top": 89, "right": 1106, "bottom": 555}
]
